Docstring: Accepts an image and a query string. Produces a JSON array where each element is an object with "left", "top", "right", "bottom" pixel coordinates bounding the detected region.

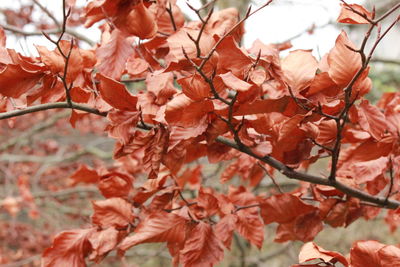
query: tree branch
[{"left": 0, "top": 102, "right": 107, "bottom": 120}]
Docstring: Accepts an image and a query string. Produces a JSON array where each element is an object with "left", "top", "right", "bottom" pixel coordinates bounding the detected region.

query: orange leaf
[
  {"left": 298, "top": 242, "right": 348, "bottom": 266},
  {"left": 0, "top": 64, "right": 43, "bottom": 98},
  {"left": 350, "top": 240, "right": 386, "bottom": 267},
  {"left": 260, "top": 193, "right": 316, "bottom": 224},
  {"left": 115, "top": 1, "right": 158, "bottom": 39},
  {"left": 178, "top": 73, "right": 211, "bottom": 101},
  {"left": 96, "top": 29, "right": 134, "bottom": 80},
  {"left": 282, "top": 50, "right": 318, "bottom": 94},
  {"left": 275, "top": 210, "right": 323, "bottom": 243},
  {"left": 337, "top": 4, "right": 373, "bottom": 24},
  {"left": 219, "top": 71, "right": 253, "bottom": 92},
  {"left": 92, "top": 198, "right": 134, "bottom": 228},
  {"left": 215, "top": 213, "right": 237, "bottom": 249},
  {"left": 118, "top": 211, "right": 188, "bottom": 251},
  {"left": 180, "top": 222, "right": 225, "bottom": 267},
  {"left": 165, "top": 93, "right": 214, "bottom": 127},
  {"left": 328, "top": 31, "right": 361, "bottom": 87},
  {"left": 378, "top": 245, "right": 400, "bottom": 266},
  {"left": 98, "top": 172, "right": 133, "bottom": 199},
  {"left": 36, "top": 45, "right": 64, "bottom": 74},
  {"left": 354, "top": 99, "right": 388, "bottom": 140},
  {"left": 42, "top": 228, "right": 95, "bottom": 267},
  {"left": 97, "top": 73, "right": 137, "bottom": 111},
  {"left": 69, "top": 164, "right": 100, "bottom": 186},
  {"left": 88, "top": 227, "right": 120, "bottom": 263},
  {"left": 235, "top": 212, "right": 264, "bottom": 249}
]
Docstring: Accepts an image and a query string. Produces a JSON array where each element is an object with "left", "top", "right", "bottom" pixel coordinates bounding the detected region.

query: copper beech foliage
[{"left": 0, "top": 0, "right": 400, "bottom": 266}]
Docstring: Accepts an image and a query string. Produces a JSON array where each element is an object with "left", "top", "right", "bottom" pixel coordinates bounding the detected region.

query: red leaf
[
  {"left": 92, "top": 198, "right": 134, "bottom": 228},
  {"left": 0, "top": 64, "right": 43, "bottom": 98},
  {"left": 165, "top": 93, "right": 214, "bottom": 127},
  {"left": 42, "top": 228, "right": 95, "bottom": 267},
  {"left": 235, "top": 212, "right": 265, "bottom": 249},
  {"left": 328, "top": 31, "right": 361, "bottom": 87},
  {"left": 180, "top": 222, "right": 225, "bottom": 267},
  {"left": 275, "top": 211, "right": 323, "bottom": 243},
  {"left": 350, "top": 156, "right": 389, "bottom": 184},
  {"left": 143, "top": 126, "right": 169, "bottom": 179},
  {"left": 98, "top": 172, "right": 133, "bottom": 199},
  {"left": 298, "top": 242, "right": 348, "bottom": 266},
  {"left": 96, "top": 29, "right": 134, "bottom": 80},
  {"left": 378, "top": 245, "right": 400, "bottom": 266},
  {"left": 115, "top": 1, "right": 158, "bottom": 39},
  {"left": 69, "top": 164, "right": 100, "bottom": 186},
  {"left": 350, "top": 240, "right": 385, "bottom": 267},
  {"left": 36, "top": 45, "right": 64, "bottom": 74},
  {"left": 354, "top": 99, "right": 388, "bottom": 140},
  {"left": 232, "top": 96, "right": 292, "bottom": 116},
  {"left": 337, "top": 4, "right": 373, "bottom": 24},
  {"left": 118, "top": 211, "right": 188, "bottom": 251},
  {"left": 282, "top": 50, "right": 318, "bottom": 93},
  {"left": 167, "top": 28, "right": 214, "bottom": 62},
  {"left": 178, "top": 73, "right": 211, "bottom": 101},
  {"left": 260, "top": 193, "right": 316, "bottom": 224},
  {"left": 215, "top": 213, "right": 237, "bottom": 249},
  {"left": 106, "top": 110, "right": 140, "bottom": 144},
  {"left": 96, "top": 73, "right": 137, "bottom": 111},
  {"left": 88, "top": 227, "right": 120, "bottom": 263},
  {"left": 219, "top": 71, "right": 253, "bottom": 92}
]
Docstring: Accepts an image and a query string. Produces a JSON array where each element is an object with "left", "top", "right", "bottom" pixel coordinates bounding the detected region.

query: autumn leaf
[
  {"left": 96, "top": 73, "right": 138, "bottom": 111},
  {"left": 0, "top": 64, "right": 43, "bottom": 98},
  {"left": 328, "top": 31, "right": 361, "bottom": 87},
  {"left": 219, "top": 71, "right": 253, "bottom": 92},
  {"left": 180, "top": 222, "right": 225, "bottom": 267},
  {"left": 88, "top": 227, "right": 120, "bottom": 263},
  {"left": 352, "top": 99, "right": 388, "bottom": 140},
  {"left": 260, "top": 193, "right": 316, "bottom": 224},
  {"left": 282, "top": 50, "right": 318, "bottom": 94},
  {"left": 178, "top": 73, "right": 211, "bottom": 101},
  {"left": 337, "top": 3, "right": 373, "bottom": 24},
  {"left": 115, "top": 1, "right": 158, "bottom": 39},
  {"left": 235, "top": 212, "right": 265, "bottom": 249},
  {"left": 118, "top": 211, "right": 188, "bottom": 251},
  {"left": 69, "top": 164, "right": 100, "bottom": 186},
  {"left": 165, "top": 93, "right": 214, "bottom": 128},
  {"left": 42, "top": 228, "right": 95, "bottom": 267},
  {"left": 215, "top": 213, "right": 237, "bottom": 249},
  {"left": 96, "top": 29, "right": 134, "bottom": 80},
  {"left": 92, "top": 198, "right": 134, "bottom": 228},
  {"left": 98, "top": 172, "right": 133, "bottom": 199},
  {"left": 298, "top": 242, "right": 349, "bottom": 266},
  {"left": 350, "top": 240, "right": 386, "bottom": 267}
]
